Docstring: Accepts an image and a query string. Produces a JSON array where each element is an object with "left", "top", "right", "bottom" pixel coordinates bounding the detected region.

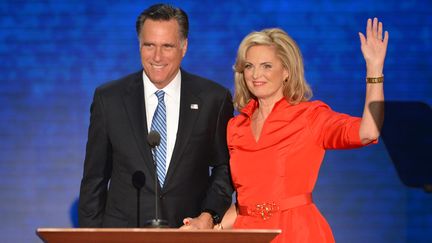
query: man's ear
[{"left": 182, "top": 38, "right": 188, "bottom": 57}]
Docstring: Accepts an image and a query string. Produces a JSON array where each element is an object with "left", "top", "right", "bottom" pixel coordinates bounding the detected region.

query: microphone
[
  {"left": 132, "top": 171, "right": 146, "bottom": 227},
  {"left": 145, "top": 130, "right": 169, "bottom": 228},
  {"left": 147, "top": 130, "right": 161, "bottom": 148}
]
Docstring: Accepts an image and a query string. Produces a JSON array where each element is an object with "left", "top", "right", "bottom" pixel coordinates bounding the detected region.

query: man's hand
[{"left": 179, "top": 212, "right": 214, "bottom": 230}]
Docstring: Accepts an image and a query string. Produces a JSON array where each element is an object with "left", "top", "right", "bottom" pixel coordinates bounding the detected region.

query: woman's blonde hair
[{"left": 233, "top": 28, "right": 312, "bottom": 110}]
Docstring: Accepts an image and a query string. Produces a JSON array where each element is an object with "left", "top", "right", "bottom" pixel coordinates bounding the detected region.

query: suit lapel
[
  {"left": 122, "top": 72, "right": 156, "bottom": 182},
  {"left": 164, "top": 73, "right": 201, "bottom": 188}
]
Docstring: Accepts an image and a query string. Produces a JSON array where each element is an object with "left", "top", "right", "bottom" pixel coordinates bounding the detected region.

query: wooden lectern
[{"left": 36, "top": 228, "right": 281, "bottom": 243}]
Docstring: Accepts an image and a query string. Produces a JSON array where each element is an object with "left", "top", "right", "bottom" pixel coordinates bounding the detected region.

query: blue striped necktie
[{"left": 150, "top": 90, "right": 167, "bottom": 187}]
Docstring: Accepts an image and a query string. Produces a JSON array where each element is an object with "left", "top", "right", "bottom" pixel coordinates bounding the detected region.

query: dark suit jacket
[{"left": 78, "top": 69, "right": 234, "bottom": 227}]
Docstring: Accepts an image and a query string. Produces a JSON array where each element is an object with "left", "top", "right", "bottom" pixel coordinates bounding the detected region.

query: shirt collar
[
  {"left": 143, "top": 70, "right": 181, "bottom": 102},
  {"left": 241, "top": 97, "right": 288, "bottom": 117}
]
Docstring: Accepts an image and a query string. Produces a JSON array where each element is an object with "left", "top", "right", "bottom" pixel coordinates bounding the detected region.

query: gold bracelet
[{"left": 366, "top": 75, "right": 384, "bottom": 84}]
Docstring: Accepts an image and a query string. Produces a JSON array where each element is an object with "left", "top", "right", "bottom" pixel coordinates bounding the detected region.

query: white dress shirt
[{"left": 143, "top": 70, "right": 181, "bottom": 173}]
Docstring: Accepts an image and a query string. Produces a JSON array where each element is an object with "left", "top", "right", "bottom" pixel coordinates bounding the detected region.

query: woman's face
[{"left": 243, "top": 45, "right": 288, "bottom": 102}]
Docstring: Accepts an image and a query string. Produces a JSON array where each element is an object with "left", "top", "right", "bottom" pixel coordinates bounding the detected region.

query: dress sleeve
[{"left": 307, "top": 101, "right": 376, "bottom": 149}]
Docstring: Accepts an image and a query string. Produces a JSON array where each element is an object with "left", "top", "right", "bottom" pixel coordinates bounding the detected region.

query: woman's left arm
[{"left": 358, "top": 17, "right": 389, "bottom": 144}]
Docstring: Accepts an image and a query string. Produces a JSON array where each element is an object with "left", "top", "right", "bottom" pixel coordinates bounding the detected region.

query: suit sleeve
[
  {"left": 78, "top": 89, "right": 112, "bottom": 227},
  {"left": 201, "top": 89, "right": 234, "bottom": 219}
]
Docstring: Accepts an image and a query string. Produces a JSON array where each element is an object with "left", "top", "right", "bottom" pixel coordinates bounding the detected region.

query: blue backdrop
[{"left": 1, "top": 0, "right": 431, "bottom": 242}]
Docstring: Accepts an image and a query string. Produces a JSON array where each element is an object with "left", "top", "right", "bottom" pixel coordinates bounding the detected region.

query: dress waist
[{"left": 238, "top": 193, "right": 313, "bottom": 220}]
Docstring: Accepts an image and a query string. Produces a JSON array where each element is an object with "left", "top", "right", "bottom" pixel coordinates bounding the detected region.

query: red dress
[{"left": 227, "top": 98, "right": 375, "bottom": 243}]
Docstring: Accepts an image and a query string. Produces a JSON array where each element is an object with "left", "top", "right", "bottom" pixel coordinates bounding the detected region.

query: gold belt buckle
[{"left": 249, "top": 202, "right": 279, "bottom": 220}]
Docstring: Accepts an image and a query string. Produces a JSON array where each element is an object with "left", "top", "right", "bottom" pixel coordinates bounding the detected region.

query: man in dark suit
[{"left": 78, "top": 4, "right": 233, "bottom": 229}]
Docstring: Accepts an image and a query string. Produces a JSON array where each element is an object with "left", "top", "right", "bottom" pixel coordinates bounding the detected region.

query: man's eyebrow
[{"left": 162, "top": 43, "right": 176, "bottom": 47}]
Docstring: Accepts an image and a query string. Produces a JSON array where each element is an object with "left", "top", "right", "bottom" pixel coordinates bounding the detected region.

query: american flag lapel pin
[{"left": 190, "top": 104, "right": 199, "bottom": 110}]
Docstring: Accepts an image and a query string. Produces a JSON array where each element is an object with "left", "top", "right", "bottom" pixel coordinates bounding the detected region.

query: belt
[{"left": 238, "top": 193, "right": 313, "bottom": 220}]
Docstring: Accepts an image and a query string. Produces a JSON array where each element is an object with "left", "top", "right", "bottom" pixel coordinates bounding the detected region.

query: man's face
[{"left": 139, "top": 19, "right": 187, "bottom": 89}]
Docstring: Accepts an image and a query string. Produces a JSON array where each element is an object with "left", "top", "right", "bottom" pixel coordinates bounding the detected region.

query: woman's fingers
[
  {"left": 366, "top": 18, "right": 372, "bottom": 39},
  {"left": 378, "top": 21, "right": 383, "bottom": 40}
]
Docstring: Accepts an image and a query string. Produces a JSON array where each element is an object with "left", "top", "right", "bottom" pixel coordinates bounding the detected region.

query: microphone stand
[
  {"left": 153, "top": 147, "right": 161, "bottom": 225},
  {"left": 145, "top": 131, "right": 169, "bottom": 228},
  {"left": 137, "top": 187, "right": 141, "bottom": 227},
  {"left": 132, "top": 171, "right": 145, "bottom": 228}
]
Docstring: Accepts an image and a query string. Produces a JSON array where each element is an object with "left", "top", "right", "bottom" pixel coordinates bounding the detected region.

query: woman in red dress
[{"left": 220, "top": 18, "right": 388, "bottom": 242}]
